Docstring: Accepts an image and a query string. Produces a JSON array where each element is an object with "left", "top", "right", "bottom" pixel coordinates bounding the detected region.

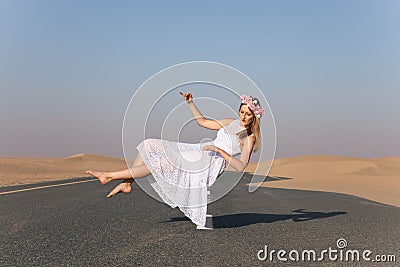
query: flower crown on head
[{"left": 240, "top": 95, "right": 264, "bottom": 119}]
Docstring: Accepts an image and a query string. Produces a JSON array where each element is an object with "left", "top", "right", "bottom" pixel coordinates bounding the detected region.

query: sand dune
[
  {"left": 245, "top": 155, "right": 400, "bottom": 207},
  {"left": 0, "top": 153, "right": 127, "bottom": 186},
  {"left": 1, "top": 153, "right": 399, "bottom": 207}
]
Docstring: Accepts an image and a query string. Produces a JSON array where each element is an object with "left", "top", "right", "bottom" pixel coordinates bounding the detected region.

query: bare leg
[
  {"left": 86, "top": 153, "right": 149, "bottom": 197},
  {"left": 107, "top": 153, "right": 147, "bottom": 180},
  {"left": 106, "top": 154, "right": 148, "bottom": 198},
  {"left": 86, "top": 163, "right": 150, "bottom": 184},
  {"left": 134, "top": 153, "right": 145, "bottom": 165},
  {"left": 124, "top": 153, "right": 145, "bottom": 184}
]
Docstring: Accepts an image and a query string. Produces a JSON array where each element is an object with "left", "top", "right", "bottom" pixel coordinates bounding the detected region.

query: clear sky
[{"left": 1, "top": 0, "right": 399, "bottom": 159}]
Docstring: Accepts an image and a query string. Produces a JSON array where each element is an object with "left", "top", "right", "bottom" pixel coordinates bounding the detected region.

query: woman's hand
[
  {"left": 202, "top": 145, "right": 219, "bottom": 153},
  {"left": 179, "top": 91, "right": 193, "bottom": 103}
]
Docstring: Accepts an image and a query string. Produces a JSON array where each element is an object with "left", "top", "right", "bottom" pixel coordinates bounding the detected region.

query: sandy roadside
[
  {"left": 245, "top": 155, "right": 400, "bottom": 207},
  {"left": 1, "top": 153, "right": 399, "bottom": 207}
]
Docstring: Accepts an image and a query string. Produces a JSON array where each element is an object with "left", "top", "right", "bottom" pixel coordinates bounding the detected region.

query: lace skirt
[{"left": 136, "top": 138, "right": 226, "bottom": 226}]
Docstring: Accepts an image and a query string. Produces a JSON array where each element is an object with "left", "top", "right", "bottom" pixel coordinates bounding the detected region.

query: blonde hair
[{"left": 237, "top": 103, "right": 261, "bottom": 152}]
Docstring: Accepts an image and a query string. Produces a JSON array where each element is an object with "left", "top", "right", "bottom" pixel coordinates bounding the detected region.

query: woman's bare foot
[
  {"left": 107, "top": 181, "right": 132, "bottom": 198},
  {"left": 86, "top": 170, "right": 112, "bottom": 185}
]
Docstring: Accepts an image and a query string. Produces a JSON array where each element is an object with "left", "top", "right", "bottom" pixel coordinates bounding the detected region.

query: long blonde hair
[{"left": 237, "top": 103, "right": 261, "bottom": 152}]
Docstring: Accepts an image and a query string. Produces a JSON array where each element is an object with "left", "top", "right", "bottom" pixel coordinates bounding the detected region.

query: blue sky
[{"left": 0, "top": 0, "right": 399, "bottom": 159}]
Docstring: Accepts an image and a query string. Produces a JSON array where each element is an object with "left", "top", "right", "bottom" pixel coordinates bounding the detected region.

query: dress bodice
[{"left": 213, "top": 119, "right": 247, "bottom": 157}]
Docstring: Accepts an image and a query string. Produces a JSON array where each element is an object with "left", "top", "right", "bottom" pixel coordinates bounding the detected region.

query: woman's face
[{"left": 239, "top": 104, "right": 254, "bottom": 127}]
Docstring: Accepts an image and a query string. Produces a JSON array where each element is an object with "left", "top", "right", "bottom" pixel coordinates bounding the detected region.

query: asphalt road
[{"left": 0, "top": 173, "right": 399, "bottom": 266}]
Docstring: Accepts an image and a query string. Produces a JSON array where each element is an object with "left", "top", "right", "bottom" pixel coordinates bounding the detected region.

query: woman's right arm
[{"left": 179, "top": 91, "right": 234, "bottom": 130}]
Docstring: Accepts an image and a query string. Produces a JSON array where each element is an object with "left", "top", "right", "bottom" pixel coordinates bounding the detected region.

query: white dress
[{"left": 136, "top": 119, "right": 246, "bottom": 226}]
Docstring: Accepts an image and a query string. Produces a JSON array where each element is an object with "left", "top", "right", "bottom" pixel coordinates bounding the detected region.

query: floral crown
[{"left": 240, "top": 95, "right": 264, "bottom": 119}]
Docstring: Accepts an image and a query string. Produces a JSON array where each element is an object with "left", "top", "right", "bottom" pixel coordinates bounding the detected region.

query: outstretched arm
[
  {"left": 180, "top": 91, "right": 234, "bottom": 130},
  {"left": 180, "top": 91, "right": 204, "bottom": 123},
  {"left": 203, "top": 135, "right": 256, "bottom": 172}
]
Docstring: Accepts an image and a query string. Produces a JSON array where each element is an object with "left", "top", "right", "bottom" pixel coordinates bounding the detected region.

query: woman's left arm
[{"left": 203, "top": 136, "right": 255, "bottom": 172}]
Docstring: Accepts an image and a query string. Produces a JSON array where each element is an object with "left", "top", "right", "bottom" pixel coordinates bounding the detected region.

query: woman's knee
[{"left": 134, "top": 153, "right": 144, "bottom": 166}]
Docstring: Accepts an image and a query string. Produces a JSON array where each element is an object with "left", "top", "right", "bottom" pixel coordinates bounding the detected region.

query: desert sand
[
  {"left": 245, "top": 155, "right": 400, "bottom": 207},
  {"left": 0, "top": 153, "right": 399, "bottom": 207},
  {"left": 0, "top": 153, "right": 127, "bottom": 186}
]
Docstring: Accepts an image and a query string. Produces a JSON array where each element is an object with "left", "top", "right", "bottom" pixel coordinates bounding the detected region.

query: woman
[{"left": 86, "top": 92, "right": 264, "bottom": 226}]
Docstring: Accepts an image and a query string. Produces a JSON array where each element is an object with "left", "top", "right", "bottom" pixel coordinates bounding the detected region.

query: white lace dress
[{"left": 136, "top": 119, "right": 246, "bottom": 226}]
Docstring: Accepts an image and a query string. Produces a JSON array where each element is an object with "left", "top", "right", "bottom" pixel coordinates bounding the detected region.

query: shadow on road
[
  {"left": 162, "top": 209, "right": 347, "bottom": 228},
  {"left": 241, "top": 172, "right": 293, "bottom": 182}
]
